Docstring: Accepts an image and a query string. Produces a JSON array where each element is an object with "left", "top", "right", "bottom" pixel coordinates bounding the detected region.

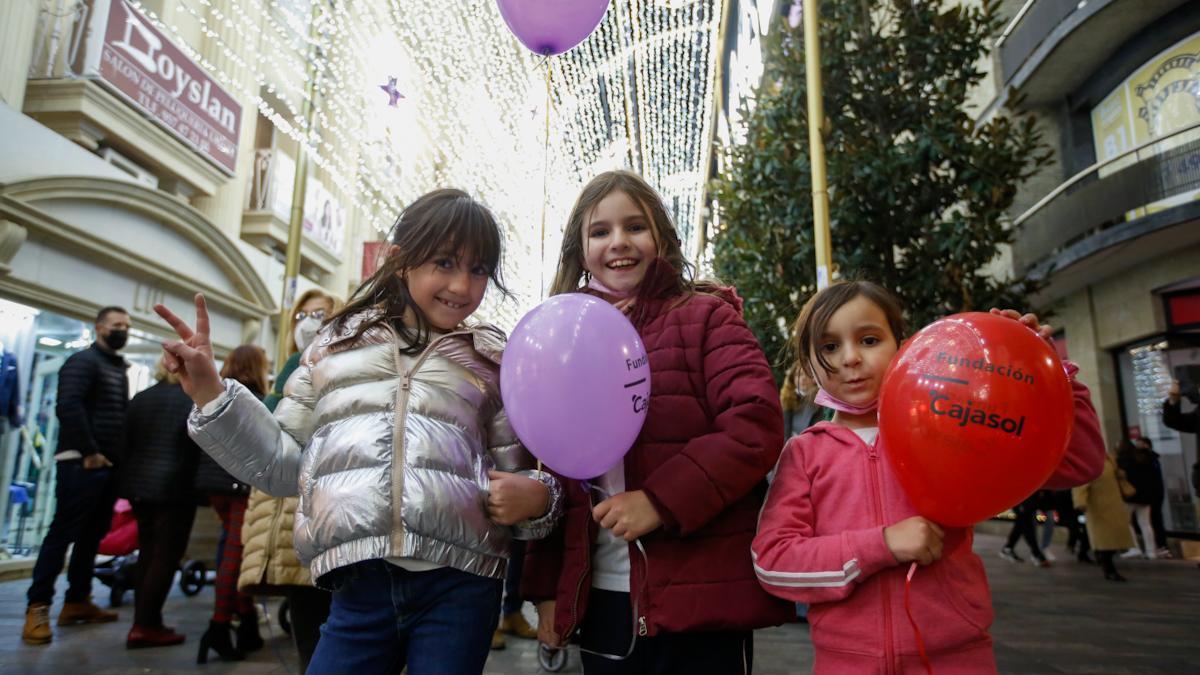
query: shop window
[
  {"left": 0, "top": 300, "right": 159, "bottom": 558},
  {"left": 1115, "top": 338, "right": 1200, "bottom": 536}
]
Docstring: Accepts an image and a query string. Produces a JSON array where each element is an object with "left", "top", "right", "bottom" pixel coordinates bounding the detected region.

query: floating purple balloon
[
  {"left": 494, "top": 0, "right": 612, "bottom": 56},
  {"left": 500, "top": 294, "right": 650, "bottom": 479}
]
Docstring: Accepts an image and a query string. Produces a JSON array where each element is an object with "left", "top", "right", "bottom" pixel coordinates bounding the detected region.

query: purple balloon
[
  {"left": 494, "top": 0, "right": 612, "bottom": 56},
  {"left": 501, "top": 294, "right": 650, "bottom": 479}
]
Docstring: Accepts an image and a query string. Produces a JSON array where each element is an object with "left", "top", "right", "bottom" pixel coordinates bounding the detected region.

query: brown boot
[
  {"left": 22, "top": 604, "right": 52, "bottom": 645},
  {"left": 58, "top": 599, "right": 118, "bottom": 626},
  {"left": 490, "top": 628, "right": 506, "bottom": 650},
  {"left": 499, "top": 611, "right": 538, "bottom": 640}
]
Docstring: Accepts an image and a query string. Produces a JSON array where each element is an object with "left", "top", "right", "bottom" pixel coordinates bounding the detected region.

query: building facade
[
  {"left": 0, "top": 0, "right": 370, "bottom": 562},
  {"left": 981, "top": 0, "right": 1200, "bottom": 539}
]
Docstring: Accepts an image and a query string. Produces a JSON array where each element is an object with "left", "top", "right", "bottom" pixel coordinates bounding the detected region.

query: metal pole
[
  {"left": 804, "top": 0, "right": 832, "bottom": 289},
  {"left": 275, "top": 3, "right": 321, "bottom": 366}
]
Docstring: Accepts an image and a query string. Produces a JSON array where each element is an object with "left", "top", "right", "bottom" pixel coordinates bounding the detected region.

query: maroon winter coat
[{"left": 522, "top": 263, "right": 793, "bottom": 639}]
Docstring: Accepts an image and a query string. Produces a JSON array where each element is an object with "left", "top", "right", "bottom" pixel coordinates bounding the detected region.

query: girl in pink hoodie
[{"left": 752, "top": 281, "right": 1105, "bottom": 674}]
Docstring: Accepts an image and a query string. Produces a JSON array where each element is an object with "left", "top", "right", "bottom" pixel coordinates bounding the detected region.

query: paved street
[{"left": 0, "top": 533, "right": 1195, "bottom": 673}]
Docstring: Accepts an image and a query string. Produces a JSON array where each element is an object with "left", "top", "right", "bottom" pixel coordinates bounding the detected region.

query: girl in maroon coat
[{"left": 523, "top": 171, "right": 792, "bottom": 674}]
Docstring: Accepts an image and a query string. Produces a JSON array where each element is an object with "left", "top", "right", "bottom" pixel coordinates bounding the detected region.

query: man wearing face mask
[{"left": 23, "top": 306, "right": 131, "bottom": 645}]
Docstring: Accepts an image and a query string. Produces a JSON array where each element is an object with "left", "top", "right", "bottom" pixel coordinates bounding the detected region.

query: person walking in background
[
  {"left": 1117, "top": 438, "right": 1166, "bottom": 559},
  {"left": 23, "top": 307, "right": 131, "bottom": 645},
  {"left": 1000, "top": 492, "right": 1052, "bottom": 567},
  {"left": 194, "top": 345, "right": 265, "bottom": 664},
  {"left": 1074, "top": 450, "right": 1135, "bottom": 582},
  {"left": 1163, "top": 377, "right": 1199, "bottom": 563},
  {"left": 1135, "top": 438, "right": 1171, "bottom": 558},
  {"left": 119, "top": 358, "right": 203, "bottom": 649},
  {"left": 1045, "top": 489, "right": 1092, "bottom": 563},
  {"left": 241, "top": 289, "right": 338, "bottom": 672}
]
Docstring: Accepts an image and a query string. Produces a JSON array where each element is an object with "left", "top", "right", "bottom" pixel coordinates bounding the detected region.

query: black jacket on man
[
  {"left": 1163, "top": 398, "right": 1197, "bottom": 435},
  {"left": 119, "top": 381, "right": 202, "bottom": 503},
  {"left": 55, "top": 342, "right": 129, "bottom": 463},
  {"left": 1164, "top": 398, "right": 1199, "bottom": 495}
]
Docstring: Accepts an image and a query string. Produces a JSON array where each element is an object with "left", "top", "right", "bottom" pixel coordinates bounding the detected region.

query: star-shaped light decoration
[{"left": 379, "top": 76, "right": 405, "bottom": 107}]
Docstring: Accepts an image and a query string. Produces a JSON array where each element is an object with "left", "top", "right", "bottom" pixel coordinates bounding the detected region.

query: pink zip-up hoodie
[{"left": 752, "top": 370, "right": 1104, "bottom": 674}]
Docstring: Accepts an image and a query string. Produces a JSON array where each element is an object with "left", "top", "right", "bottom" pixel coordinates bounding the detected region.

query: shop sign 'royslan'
[{"left": 74, "top": 0, "right": 243, "bottom": 175}]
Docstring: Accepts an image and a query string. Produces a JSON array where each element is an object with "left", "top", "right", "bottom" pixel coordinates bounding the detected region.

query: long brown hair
[
  {"left": 792, "top": 281, "right": 907, "bottom": 380},
  {"left": 549, "top": 171, "right": 700, "bottom": 297},
  {"left": 220, "top": 345, "right": 269, "bottom": 398},
  {"left": 329, "top": 189, "right": 509, "bottom": 355}
]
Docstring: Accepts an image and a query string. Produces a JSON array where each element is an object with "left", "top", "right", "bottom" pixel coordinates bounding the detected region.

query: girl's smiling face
[
  {"left": 811, "top": 295, "right": 900, "bottom": 408},
  {"left": 402, "top": 248, "right": 490, "bottom": 331},
  {"left": 581, "top": 190, "right": 659, "bottom": 295}
]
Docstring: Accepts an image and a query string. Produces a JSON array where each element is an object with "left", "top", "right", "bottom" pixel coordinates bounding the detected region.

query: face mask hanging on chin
[{"left": 815, "top": 387, "right": 878, "bottom": 416}]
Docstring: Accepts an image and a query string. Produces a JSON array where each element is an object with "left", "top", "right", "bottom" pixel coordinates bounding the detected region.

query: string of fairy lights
[{"left": 125, "top": 0, "right": 723, "bottom": 326}]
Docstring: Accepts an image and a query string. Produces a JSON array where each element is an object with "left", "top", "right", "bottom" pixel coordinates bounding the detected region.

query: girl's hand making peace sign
[{"left": 154, "top": 293, "right": 225, "bottom": 407}]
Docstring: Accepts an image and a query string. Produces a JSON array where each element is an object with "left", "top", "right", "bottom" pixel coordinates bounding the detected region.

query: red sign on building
[
  {"left": 90, "top": 0, "right": 242, "bottom": 174},
  {"left": 362, "top": 241, "right": 388, "bottom": 280}
]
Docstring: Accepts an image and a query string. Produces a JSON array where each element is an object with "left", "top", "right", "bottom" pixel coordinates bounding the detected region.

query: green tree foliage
[{"left": 711, "top": 0, "right": 1049, "bottom": 377}]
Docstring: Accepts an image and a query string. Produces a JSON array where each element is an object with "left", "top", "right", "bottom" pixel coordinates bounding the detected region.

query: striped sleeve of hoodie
[{"left": 751, "top": 439, "right": 898, "bottom": 603}]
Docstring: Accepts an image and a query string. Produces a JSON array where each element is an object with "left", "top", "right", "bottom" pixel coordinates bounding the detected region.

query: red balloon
[{"left": 878, "top": 312, "right": 1074, "bottom": 527}]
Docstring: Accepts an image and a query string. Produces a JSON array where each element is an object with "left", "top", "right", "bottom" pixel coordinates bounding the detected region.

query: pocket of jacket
[
  {"left": 930, "top": 551, "right": 994, "bottom": 636},
  {"left": 805, "top": 581, "right": 886, "bottom": 657}
]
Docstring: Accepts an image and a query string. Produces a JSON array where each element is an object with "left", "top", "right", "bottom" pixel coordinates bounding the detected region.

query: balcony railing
[
  {"left": 27, "top": 0, "right": 89, "bottom": 80},
  {"left": 996, "top": 0, "right": 1080, "bottom": 86},
  {"left": 1012, "top": 122, "right": 1200, "bottom": 276}
]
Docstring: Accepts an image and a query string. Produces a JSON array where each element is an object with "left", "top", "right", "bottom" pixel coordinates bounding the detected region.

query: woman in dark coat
[
  {"left": 119, "top": 362, "right": 201, "bottom": 648},
  {"left": 194, "top": 345, "right": 262, "bottom": 664},
  {"left": 1119, "top": 438, "right": 1169, "bottom": 558}
]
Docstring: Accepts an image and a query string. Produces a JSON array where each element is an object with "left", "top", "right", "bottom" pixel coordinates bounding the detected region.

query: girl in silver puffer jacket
[{"left": 155, "top": 189, "right": 562, "bottom": 675}]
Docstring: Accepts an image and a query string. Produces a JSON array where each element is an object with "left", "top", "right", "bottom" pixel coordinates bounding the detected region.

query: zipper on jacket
[
  {"left": 563, "top": 509, "right": 594, "bottom": 640},
  {"left": 387, "top": 329, "right": 465, "bottom": 550},
  {"left": 265, "top": 496, "right": 285, "bottom": 581},
  {"left": 631, "top": 535, "right": 649, "bottom": 638},
  {"left": 863, "top": 437, "right": 896, "bottom": 675}
]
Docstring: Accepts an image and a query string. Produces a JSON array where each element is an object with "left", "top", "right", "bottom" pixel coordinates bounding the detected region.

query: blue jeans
[
  {"left": 307, "top": 560, "right": 502, "bottom": 675},
  {"left": 27, "top": 461, "right": 118, "bottom": 606}
]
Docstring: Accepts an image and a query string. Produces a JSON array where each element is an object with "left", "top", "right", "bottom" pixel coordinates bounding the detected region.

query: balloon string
[
  {"left": 535, "top": 53, "right": 552, "bottom": 473},
  {"left": 904, "top": 562, "right": 934, "bottom": 675},
  {"left": 538, "top": 58, "right": 553, "bottom": 301}
]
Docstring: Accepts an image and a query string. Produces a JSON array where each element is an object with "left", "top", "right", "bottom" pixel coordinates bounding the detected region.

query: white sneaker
[
  {"left": 1120, "top": 548, "right": 1143, "bottom": 559},
  {"left": 1043, "top": 550, "right": 1057, "bottom": 562}
]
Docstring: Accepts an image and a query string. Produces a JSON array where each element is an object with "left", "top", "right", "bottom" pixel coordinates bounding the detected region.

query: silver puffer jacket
[{"left": 189, "top": 310, "right": 562, "bottom": 583}]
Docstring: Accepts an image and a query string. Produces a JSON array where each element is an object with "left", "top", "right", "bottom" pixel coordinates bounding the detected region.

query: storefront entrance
[{"left": 0, "top": 298, "right": 163, "bottom": 559}]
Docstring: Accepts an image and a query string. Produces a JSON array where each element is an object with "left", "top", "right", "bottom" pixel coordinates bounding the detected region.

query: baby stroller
[{"left": 93, "top": 499, "right": 210, "bottom": 607}]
